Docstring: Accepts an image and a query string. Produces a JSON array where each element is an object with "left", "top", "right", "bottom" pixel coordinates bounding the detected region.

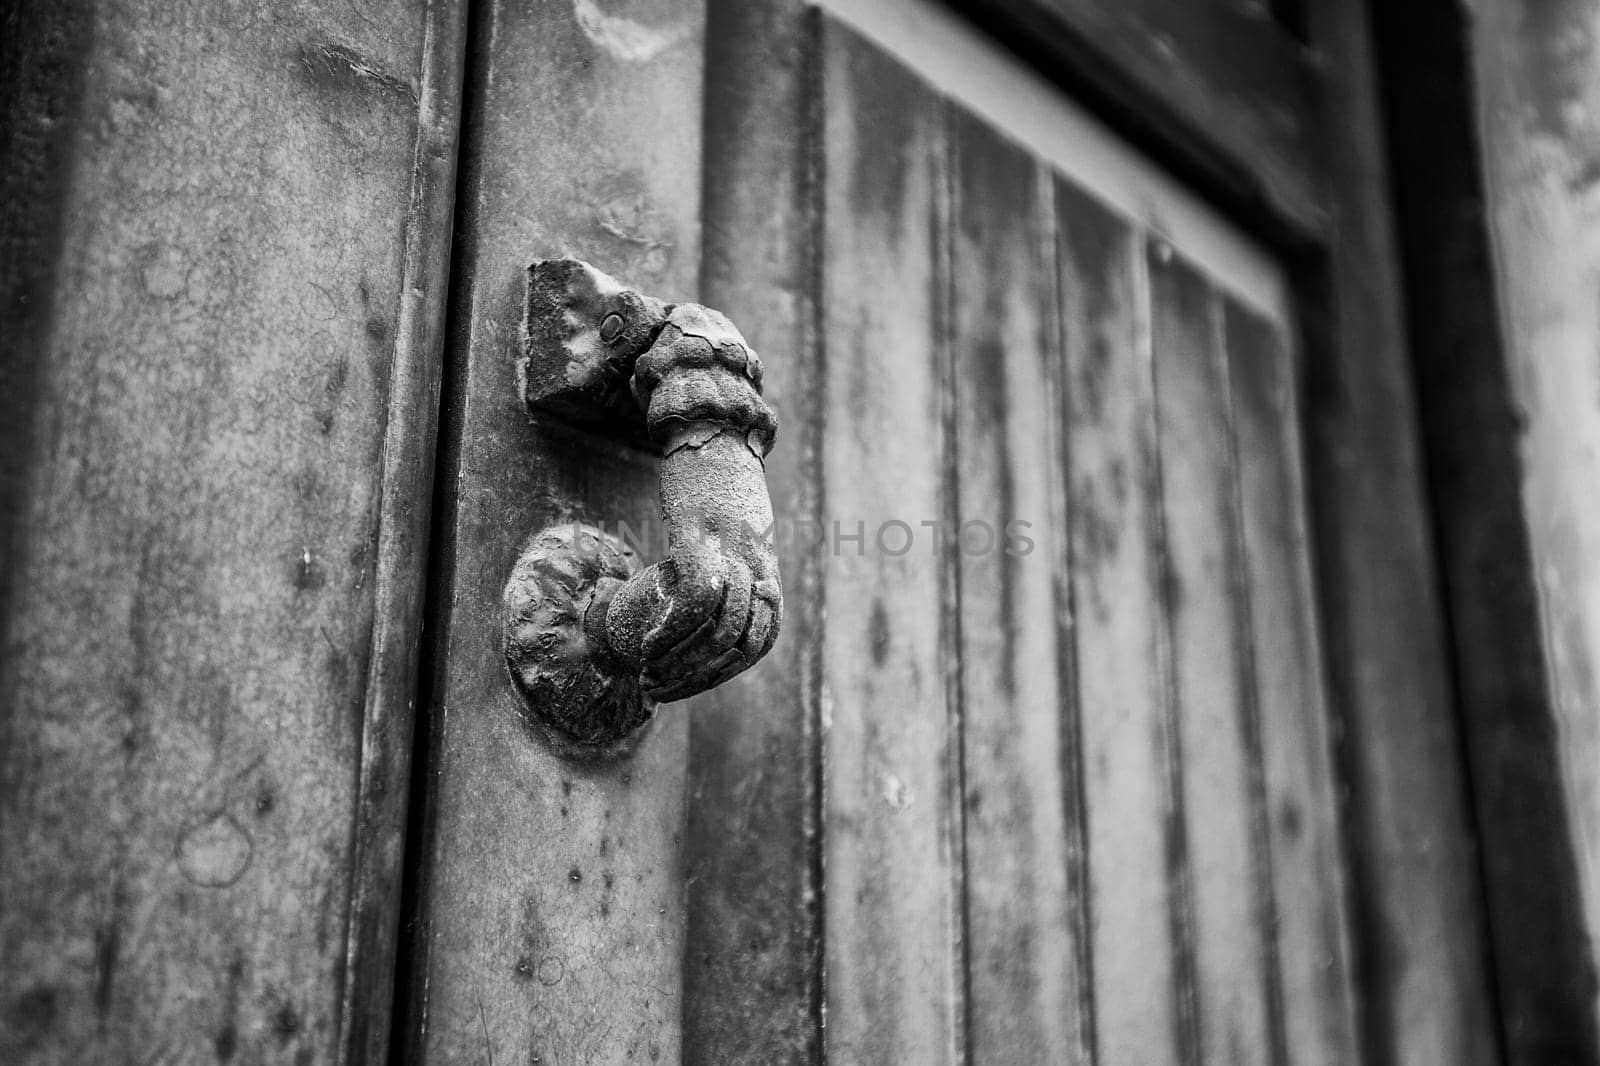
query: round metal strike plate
[{"left": 502, "top": 523, "right": 656, "bottom": 754}]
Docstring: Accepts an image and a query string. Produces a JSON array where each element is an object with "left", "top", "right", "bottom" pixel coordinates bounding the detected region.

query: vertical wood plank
[
  {"left": 1226, "top": 299, "right": 1358, "bottom": 1066},
  {"left": 685, "top": 1, "right": 826, "bottom": 1062},
  {"left": 1301, "top": 3, "right": 1502, "bottom": 1063},
  {"left": 948, "top": 110, "right": 1091, "bottom": 1066},
  {"left": 1055, "top": 177, "right": 1188, "bottom": 1066},
  {"left": 0, "top": 0, "right": 462, "bottom": 1061},
  {"left": 820, "top": 22, "right": 963, "bottom": 1066},
  {"left": 1379, "top": 0, "right": 1600, "bottom": 1057},
  {"left": 402, "top": 1, "right": 704, "bottom": 1062},
  {"left": 340, "top": 3, "right": 469, "bottom": 1060},
  {"left": 1149, "top": 246, "right": 1283, "bottom": 1066}
]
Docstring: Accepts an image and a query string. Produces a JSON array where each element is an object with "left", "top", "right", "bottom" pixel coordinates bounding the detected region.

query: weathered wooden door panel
[
  {"left": 949, "top": 106, "right": 1091, "bottom": 1066},
  {"left": 1227, "top": 297, "right": 1358, "bottom": 1066},
  {"left": 1301, "top": 5, "right": 1502, "bottom": 1064},
  {"left": 1054, "top": 172, "right": 1191, "bottom": 1066},
  {"left": 818, "top": 28, "right": 964, "bottom": 1065},
  {"left": 1148, "top": 248, "right": 1282, "bottom": 1066},
  {"left": 400, "top": 1, "right": 703, "bottom": 1063},
  {"left": 681, "top": 4, "right": 824, "bottom": 1064},
  {"left": 672, "top": 6, "right": 1358, "bottom": 1064},
  {"left": 0, "top": 1, "right": 463, "bottom": 1061}
]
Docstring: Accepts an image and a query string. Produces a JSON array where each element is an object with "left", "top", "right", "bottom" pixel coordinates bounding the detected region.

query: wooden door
[
  {"left": 1, "top": 0, "right": 1503, "bottom": 1064},
  {"left": 698, "top": 6, "right": 1349, "bottom": 1063},
  {"left": 401, "top": 1, "right": 1496, "bottom": 1065}
]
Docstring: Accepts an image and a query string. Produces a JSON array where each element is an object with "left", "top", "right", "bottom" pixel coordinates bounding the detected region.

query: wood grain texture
[
  {"left": 954, "top": 0, "right": 1325, "bottom": 246},
  {"left": 400, "top": 0, "right": 704, "bottom": 1062},
  {"left": 1149, "top": 246, "right": 1284, "bottom": 1066},
  {"left": 1299, "top": 3, "right": 1503, "bottom": 1065},
  {"left": 339, "top": 2, "right": 468, "bottom": 1061},
  {"left": 948, "top": 109, "right": 1091, "bottom": 1066},
  {"left": 819, "top": 22, "right": 963, "bottom": 1065},
  {"left": 683, "top": 1, "right": 826, "bottom": 1063},
  {"left": 1226, "top": 300, "right": 1358, "bottom": 1066},
  {"left": 0, "top": 0, "right": 459, "bottom": 1061},
  {"left": 1055, "top": 176, "right": 1187, "bottom": 1066},
  {"left": 1373, "top": 0, "right": 1600, "bottom": 1058}
]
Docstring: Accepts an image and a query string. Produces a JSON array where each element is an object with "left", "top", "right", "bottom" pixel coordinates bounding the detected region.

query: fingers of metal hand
[
  {"left": 639, "top": 572, "right": 744, "bottom": 699},
  {"left": 636, "top": 552, "right": 721, "bottom": 664},
  {"left": 740, "top": 593, "right": 780, "bottom": 665},
  {"left": 704, "top": 559, "right": 754, "bottom": 663},
  {"left": 700, "top": 582, "right": 779, "bottom": 692},
  {"left": 641, "top": 558, "right": 749, "bottom": 699},
  {"left": 644, "top": 590, "right": 729, "bottom": 691},
  {"left": 638, "top": 557, "right": 783, "bottom": 701}
]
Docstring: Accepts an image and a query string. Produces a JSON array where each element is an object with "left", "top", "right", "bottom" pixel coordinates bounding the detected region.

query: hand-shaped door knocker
[{"left": 503, "top": 259, "right": 782, "bottom": 752}]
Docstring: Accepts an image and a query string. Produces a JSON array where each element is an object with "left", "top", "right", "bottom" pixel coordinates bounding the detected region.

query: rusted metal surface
[
  {"left": 522, "top": 257, "right": 674, "bottom": 448},
  {"left": 507, "top": 259, "right": 781, "bottom": 748},
  {"left": 503, "top": 524, "right": 657, "bottom": 750},
  {"left": 0, "top": 0, "right": 464, "bottom": 1061}
]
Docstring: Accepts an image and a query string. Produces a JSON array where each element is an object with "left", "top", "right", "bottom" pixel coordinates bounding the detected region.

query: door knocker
[{"left": 503, "top": 259, "right": 782, "bottom": 752}]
